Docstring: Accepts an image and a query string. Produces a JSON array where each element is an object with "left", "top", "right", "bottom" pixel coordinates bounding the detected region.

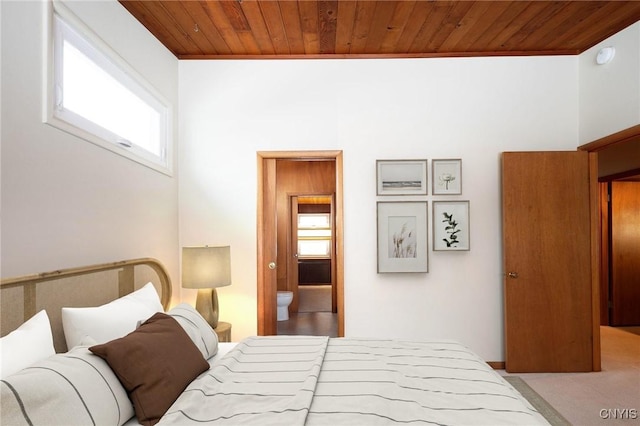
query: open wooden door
[
  {"left": 257, "top": 157, "right": 278, "bottom": 335},
  {"left": 502, "top": 151, "right": 598, "bottom": 372},
  {"left": 610, "top": 181, "right": 640, "bottom": 325}
]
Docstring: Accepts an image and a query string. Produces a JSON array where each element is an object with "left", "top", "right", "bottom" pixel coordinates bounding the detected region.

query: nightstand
[{"left": 214, "top": 321, "right": 232, "bottom": 342}]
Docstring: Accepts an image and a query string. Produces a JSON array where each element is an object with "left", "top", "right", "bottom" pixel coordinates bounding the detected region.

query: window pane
[
  {"left": 63, "top": 41, "right": 161, "bottom": 157},
  {"left": 298, "top": 214, "right": 330, "bottom": 228},
  {"left": 298, "top": 240, "right": 331, "bottom": 257},
  {"left": 48, "top": 9, "right": 171, "bottom": 174}
]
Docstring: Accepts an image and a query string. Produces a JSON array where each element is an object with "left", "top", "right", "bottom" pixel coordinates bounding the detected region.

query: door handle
[
  {"left": 507, "top": 272, "right": 518, "bottom": 279},
  {"left": 268, "top": 262, "right": 277, "bottom": 270}
]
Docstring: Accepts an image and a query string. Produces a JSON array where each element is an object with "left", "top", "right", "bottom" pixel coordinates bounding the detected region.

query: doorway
[
  {"left": 291, "top": 195, "right": 336, "bottom": 312},
  {"left": 278, "top": 194, "right": 337, "bottom": 336},
  {"left": 256, "top": 151, "right": 344, "bottom": 337},
  {"left": 599, "top": 175, "right": 640, "bottom": 326},
  {"left": 580, "top": 125, "right": 640, "bottom": 337}
]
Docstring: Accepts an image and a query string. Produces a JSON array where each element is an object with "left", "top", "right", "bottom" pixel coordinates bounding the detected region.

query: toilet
[{"left": 277, "top": 291, "right": 293, "bottom": 321}]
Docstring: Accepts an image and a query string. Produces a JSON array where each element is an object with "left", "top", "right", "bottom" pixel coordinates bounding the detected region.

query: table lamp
[{"left": 181, "top": 246, "right": 231, "bottom": 329}]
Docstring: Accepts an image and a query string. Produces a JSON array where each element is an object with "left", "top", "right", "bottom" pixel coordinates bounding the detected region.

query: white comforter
[{"left": 159, "top": 336, "right": 549, "bottom": 425}]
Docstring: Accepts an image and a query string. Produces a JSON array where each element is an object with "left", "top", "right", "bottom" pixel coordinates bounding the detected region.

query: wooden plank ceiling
[{"left": 119, "top": 1, "right": 640, "bottom": 60}]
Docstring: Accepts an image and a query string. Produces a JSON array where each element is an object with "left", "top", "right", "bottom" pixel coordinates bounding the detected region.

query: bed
[{"left": 1, "top": 259, "right": 550, "bottom": 425}]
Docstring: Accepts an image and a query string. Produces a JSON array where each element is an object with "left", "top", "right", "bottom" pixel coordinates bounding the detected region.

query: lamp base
[{"left": 195, "top": 288, "right": 220, "bottom": 329}]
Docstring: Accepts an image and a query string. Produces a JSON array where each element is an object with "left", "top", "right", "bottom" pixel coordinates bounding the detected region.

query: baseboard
[{"left": 487, "top": 361, "right": 506, "bottom": 370}]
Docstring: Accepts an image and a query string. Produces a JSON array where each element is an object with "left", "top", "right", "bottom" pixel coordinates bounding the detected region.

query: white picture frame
[{"left": 377, "top": 201, "right": 428, "bottom": 273}]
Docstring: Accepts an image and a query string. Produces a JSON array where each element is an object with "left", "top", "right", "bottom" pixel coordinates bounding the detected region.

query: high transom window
[{"left": 46, "top": 5, "right": 172, "bottom": 174}]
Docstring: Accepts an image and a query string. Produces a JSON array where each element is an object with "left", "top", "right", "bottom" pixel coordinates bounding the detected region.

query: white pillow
[
  {"left": 0, "top": 310, "right": 55, "bottom": 379},
  {"left": 1, "top": 345, "right": 134, "bottom": 426},
  {"left": 62, "top": 282, "right": 163, "bottom": 349},
  {"left": 167, "top": 303, "right": 219, "bottom": 360}
]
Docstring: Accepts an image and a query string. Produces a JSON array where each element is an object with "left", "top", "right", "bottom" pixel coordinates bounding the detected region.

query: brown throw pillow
[{"left": 90, "top": 312, "right": 209, "bottom": 426}]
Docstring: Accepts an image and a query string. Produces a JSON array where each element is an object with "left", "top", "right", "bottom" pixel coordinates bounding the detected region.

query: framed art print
[
  {"left": 432, "top": 159, "right": 462, "bottom": 195},
  {"left": 433, "top": 201, "right": 470, "bottom": 251},
  {"left": 377, "top": 201, "right": 428, "bottom": 273},
  {"left": 376, "top": 160, "right": 428, "bottom": 196}
]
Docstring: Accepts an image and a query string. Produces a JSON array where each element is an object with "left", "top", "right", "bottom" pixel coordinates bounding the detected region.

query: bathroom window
[
  {"left": 45, "top": 5, "right": 172, "bottom": 175},
  {"left": 297, "top": 214, "right": 332, "bottom": 259}
]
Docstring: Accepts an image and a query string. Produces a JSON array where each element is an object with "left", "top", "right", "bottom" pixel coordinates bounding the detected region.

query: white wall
[
  {"left": 1, "top": 1, "right": 180, "bottom": 303},
  {"left": 579, "top": 22, "right": 640, "bottom": 143},
  {"left": 179, "top": 56, "right": 578, "bottom": 360},
  {"left": 7, "top": 0, "right": 631, "bottom": 360}
]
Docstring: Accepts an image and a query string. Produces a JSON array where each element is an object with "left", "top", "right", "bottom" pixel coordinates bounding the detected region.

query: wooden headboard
[{"left": 0, "top": 258, "right": 172, "bottom": 352}]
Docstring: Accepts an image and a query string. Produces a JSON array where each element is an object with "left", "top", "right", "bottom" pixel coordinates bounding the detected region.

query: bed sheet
[{"left": 157, "top": 336, "right": 550, "bottom": 425}]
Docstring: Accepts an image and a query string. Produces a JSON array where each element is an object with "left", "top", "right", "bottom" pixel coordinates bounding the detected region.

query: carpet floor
[
  {"left": 504, "top": 376, "right": 571, "bottom": 426},
  {"left": 618, "top": 326, "right": 640, "bottom": 336},
  {"left": 502, "top": 326, "right": 640, "bottom": 426}
]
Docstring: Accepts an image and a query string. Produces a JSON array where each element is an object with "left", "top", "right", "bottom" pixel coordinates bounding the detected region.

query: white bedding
[
  {"left": 123, "top": 342, "right": 238, "bottom": 426},
  {"left": 157, "top": 336, "right": 549, "bottom": 425},
  {"left": 210, "top": 342, "right": 237, "bottom": 360}
]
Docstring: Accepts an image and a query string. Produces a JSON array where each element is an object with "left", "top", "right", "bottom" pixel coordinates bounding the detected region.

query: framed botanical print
[{"left": 433, "top": 201, "right": 470, "bottom": 251}]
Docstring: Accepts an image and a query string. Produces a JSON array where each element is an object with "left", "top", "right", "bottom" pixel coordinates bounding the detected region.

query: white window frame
[
  {"left": 44, "top": 2, "right": 173, "bottom": 175},
  {"left": 297, "top": 213, "right": 332, "bottom": 259}
]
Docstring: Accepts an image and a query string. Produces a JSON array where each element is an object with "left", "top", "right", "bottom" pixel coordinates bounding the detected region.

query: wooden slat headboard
[{"left": 1, "top": 258, "right": 172, "bottom": 352}]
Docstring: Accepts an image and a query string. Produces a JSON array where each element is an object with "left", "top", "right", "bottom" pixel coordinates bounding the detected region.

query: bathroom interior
[{"left": 277, "top": 195, "right": 338, "bottom": 337}]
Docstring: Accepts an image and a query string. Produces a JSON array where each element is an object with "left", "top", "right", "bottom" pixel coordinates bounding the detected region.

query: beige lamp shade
[
  {"left": 182, "top": 246, "right": 231, "bottom": 289},
  {"left": 181, "top": 246, "right": 231, "bottom": 329}
]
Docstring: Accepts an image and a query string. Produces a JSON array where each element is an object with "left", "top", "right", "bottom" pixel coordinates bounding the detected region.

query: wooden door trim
[
  {"left": 256, "top": 150, "right": 344, "bottom": 337},
  {"left": 599, "top": 167, "right": 640, "bottom": 182},
  {"left": 288, "top": 195, "right": 300, "bottom": 313},
  {"left": 588, "top": 152, "right": 602, "bottom": 372},
  {"left": 599, "top": 182, "right": 611, "bottom": 327},
  {"left": 578, "top": 124, "right": 640, "bottom": 152},
  {"left": 330, "top": 193, "right": 338, "bottom": 313}
]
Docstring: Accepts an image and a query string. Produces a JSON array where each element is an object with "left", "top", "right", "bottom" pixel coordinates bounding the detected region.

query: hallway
[
  {"left": 501, "top": 326, "right": 640, "bottom": 425},
  {"left": 277, "top": 285, "right": 338, "bottom": 337}
]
